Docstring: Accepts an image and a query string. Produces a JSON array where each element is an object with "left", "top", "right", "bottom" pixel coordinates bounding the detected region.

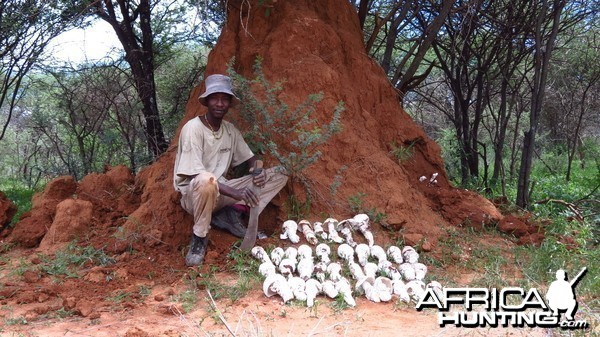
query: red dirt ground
[{"left": 0, "top": 0, "right": 552, "bottom": 335}]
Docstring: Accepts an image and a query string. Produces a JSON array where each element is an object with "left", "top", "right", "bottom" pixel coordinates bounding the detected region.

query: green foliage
[
  {"left": 347, "top": 192, "right": 387, "bottom": 225},
  {"left": 192, "top": 250, "right": 261, "bottom": 305},
  {"left": 389, "top": 140, "right": 415, "bottom": 164},
  {"left": 330, "top": 294, "right": 352, "bottom": 313},
  {"left": 228, "top": 57, "right": 344, "bottom": 182},
  {"left": 329, "top": 165, "right": 348, "bottom": 196},
  {"left": 285, "top": 194, "right": 312, "bottom": 220},
  {"left": 38, "top": 241, "right": 115, "bottom": 279},
  {"left": 0, "top": 181, "right": 37, "bottom": 226}
]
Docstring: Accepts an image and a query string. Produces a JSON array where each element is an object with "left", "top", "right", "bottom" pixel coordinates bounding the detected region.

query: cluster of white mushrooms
[{"left": 250, "top": 214, "right": 443, "bottom": 308}]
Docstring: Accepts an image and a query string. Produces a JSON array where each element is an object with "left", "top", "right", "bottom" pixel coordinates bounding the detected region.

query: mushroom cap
[
  {"left": 297, "top": 244, "right": 313, "bottom": 260},
  {"left": 315, "top": 243, "right": 331, "bottom": 255},
  {"left": 413, "top": 262, "right": 428, "bottom": 280},
  {"left": 258, "top": 261, "right": 276, "bottom": 278},
  {"left": 337, "top": 243, "right": 354, "bottom": 260},
  {"left": 279, "top": 258, "right": 297, "bottom": 276},
  {"left": 283, "top": 220, "right": 298, "bottom": 232},
  {"left": 363, "top": 262, "right": 379, "bottom": 279},
  {"left": 263, "top": 274, "right": 287, "bottom": 297},
  {"left": 298, "top": 219, "right": 312, "bottom": 229},
  {"left": 403, "top": 249, "right": 420, "bottom": 264},
  {"left": 406, "top": 280, "right": 427, "bottom": 302},
  {"left": 326, "top": 262, "right": 342, "bottom": 281},
  {"left": 270, "top": 247, "right": 285, "bottom": 265},
  {"left": 353, "top": 213, "right": 370, "bottom": 223},
  {"left": 392, "top": 280, "right": 410, "bottom": 302},
  {"left": 322, "top": 280, "right": 339, "bottom": 298},
  {"left": 355, "top": 244, "right": 370, "bottom": 266},
  {"left": 251, "top": 246, "right": 268, "bottom": 261},
  {"left": 370, "top": 245, "right": 386, "bottom": 259},
  {"left": 377, "top": 260, "right": 393, "bottom": 274},
  {"left": 284, "top": 246, "right": 298, "bottom": 261},
  {"left": 399, "top": 262, "right": 416, "bottom": 281},
  {"left": 375, "top": 276, "right": 393, "bottom": 292},
  {"left": 297, "top": 258, "right": 315, "bottom": 280},
  {"left": 305, "top": 279, "right": 322, "bottom": 293}
]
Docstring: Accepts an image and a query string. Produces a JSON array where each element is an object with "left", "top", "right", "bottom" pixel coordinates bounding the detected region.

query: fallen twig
[
  {"left": 207, "top": 289, "right": 236, "bottom": 337},
  {"left": 534, "top": 198, "right": 585, "bottom": 223}
]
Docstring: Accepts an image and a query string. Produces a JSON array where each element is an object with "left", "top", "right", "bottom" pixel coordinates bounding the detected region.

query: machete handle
[{"left": 251, "top": 160, "right": 264, "bottom": 176}]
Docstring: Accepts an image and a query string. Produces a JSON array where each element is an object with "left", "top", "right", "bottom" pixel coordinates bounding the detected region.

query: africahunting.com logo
[{"left": 416, "top": 267, "right": 589, "bottom": 330}]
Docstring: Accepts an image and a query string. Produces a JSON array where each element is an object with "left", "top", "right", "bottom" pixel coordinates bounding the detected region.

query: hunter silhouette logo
[
  {"left": 546, "top": 267, "right": 587, "bottom": 321},
  {"left": 416, "top": 267, "right": 589, "bottom": 329}
]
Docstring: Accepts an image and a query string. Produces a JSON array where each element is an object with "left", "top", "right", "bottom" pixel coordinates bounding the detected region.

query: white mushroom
[
  {"left": 263, "top": 274, "right": 294, "bottom": 303},
  {"left": 419, "top": 175, "right": 427, "bottom": 182},
  {"left": 399, "top": 263, "right": 416, "bottom": 281},
  {"left": 358, "top": 277, "right": 379, "bottom": 302},
  {"left": 402, "top": 246, "right": 419, "bottom": 264},
  {"left": 297, "top": 244, "right": 313, "bottom": 260},
  {"left": 392, "top": 279, "right": 410, "bottom": 303},
  {"left": 338, "top": 227, "right": 358, "bottom": 247},
  {"left": 343, "top": 214, "right": 374, "bottom": 246},
  {"left": 427, "top": 281, "right": 444, "bottom": 302},
  {"left": 314, "top": 261, "right": 328, "bottom": 283},
  {"left": 406, "top": 280, "right": 426, "bottom": 303},
  {"left": 278, "top": 258, "right": 296, "bottom": 278},
  {"left": 297, "top": 258, "right": 314, "bottom": 281},
  {"left": 370, "top": 245, "right": 387, "bottom": 262},
  {"left": 281, "top": 220, "right": 300, "bottom": 243},
  {"left": 377, "top": 260, "right": 393, "bottom": 275},
  {"left": 313, "top": 221, "right": 327, "bottom": 240},
  {"left": 270, "top": 247, "right": 285, "bottom": 266},
  {"left": 305, "top": 279, "right": 322, "bottom": 307},
  {"left": 251, "top": 246, "right": 271, "bottom": 264},
  {"left": 412, "top": 262, "right": 428, "bottom": 281},
  {"left": 363, "top": 262, "right": 378, "bottom": 279},
  {"left": 284, "top": 246, "right": 298, "bottom": 262},
  {"left": 429, "top": 172, "right": 439, "bottom": 183},
  {"left": 385, "top": 265, "right": 402, "bottom": 281},
  {"left": 337, "top": 243, "right": 355, "bottom": 263},
  {"left": 362, "top": 230, "right": 375, "bottom": 247},
  {"left": 315, "top": 243, "right": 331, "bottom": 264},
  {"left": 326, "top": 262, "right": 342, "bottom": 281},
  {"left": 374, "top": 276, "right": 393, "bottom": 302},
  {"left": 324, "top": 218, "right": 344, "bottom": 243},
  {"left": 347, "top": 261, "right": 366, "bottom": 280},
  {"left": 299, "top": 220, "right": 318, "bottom": 245},
  {"left": 335, "top": 278, "right": 356, "bottom": 307},
  {"left": 288, "top": 276, "right": 307, "bottom": 301},
  {"left": 258, "top": 261, "right": 276, "bottom": 278},
  {"left": 322, "top": 280, "right": 338, "bottom": 299},
  {"left": 354, "top": 243, "right": 370, "bottom": 266},
  {"left": 386, "top": 245, "right": 403, "bottom": 264}
]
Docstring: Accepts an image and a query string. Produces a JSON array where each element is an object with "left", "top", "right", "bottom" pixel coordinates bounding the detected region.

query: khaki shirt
[{"left": 173, "top": 117, "right": 254, "bottom": 191}]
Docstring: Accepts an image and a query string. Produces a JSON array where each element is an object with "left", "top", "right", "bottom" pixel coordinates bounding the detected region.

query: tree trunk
[
  {"left": 95, "top": 0, "right": 168, "bottom": 159},
  {"left": 516, "top": 0, "right": 565, "bottom": 208}
]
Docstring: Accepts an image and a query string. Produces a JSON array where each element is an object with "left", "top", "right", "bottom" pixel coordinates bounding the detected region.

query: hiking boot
[
  {"left": 210, "top": 206, "right": 247, "bottom": 238},
  {"left": 185, "top": 234, "right": 208, "bottom": 267}
]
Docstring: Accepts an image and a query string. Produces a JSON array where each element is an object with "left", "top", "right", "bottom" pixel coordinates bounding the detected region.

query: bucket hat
[{"left": 198, "top": 74, "right": 240, "bottom": 106}]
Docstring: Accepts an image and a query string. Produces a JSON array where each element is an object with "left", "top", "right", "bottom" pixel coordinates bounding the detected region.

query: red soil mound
[{"left": 6, "top": 0, "right": 503, "bottom": 261}]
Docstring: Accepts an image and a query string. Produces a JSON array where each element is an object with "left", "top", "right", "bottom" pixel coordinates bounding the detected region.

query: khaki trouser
[{"left": 179, "top": 167, "right": 288, "bottom": 237}]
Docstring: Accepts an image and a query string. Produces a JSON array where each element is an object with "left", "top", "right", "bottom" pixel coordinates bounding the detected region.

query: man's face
[{"left": 206, "top": 92, "right": 232, "bottom": 119}]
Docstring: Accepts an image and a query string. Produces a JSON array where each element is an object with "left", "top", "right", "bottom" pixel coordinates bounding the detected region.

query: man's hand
[
  {"left": 251, "top": 169, "right": 267, "bottom": 188},
  {"left": 236, "top": 186, "right": 259, "bottom": 207}
]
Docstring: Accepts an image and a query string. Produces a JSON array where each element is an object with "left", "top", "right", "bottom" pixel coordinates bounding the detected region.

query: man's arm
[{"left": 217, "top": 181, "right": 259, "bottom": 207}]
